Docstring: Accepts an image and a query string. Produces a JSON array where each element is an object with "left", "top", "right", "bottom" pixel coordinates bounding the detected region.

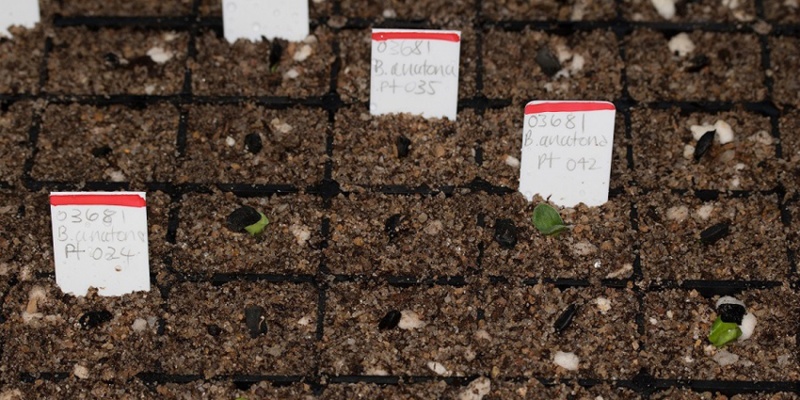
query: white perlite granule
[
  {"left": 427, "top": 361, "right": 451, "bottom": 376},
  {"left": 398, "top": 310, "right": 425, "bottom": 330},
  {"left": 714, "top": 119, "right": 735, "bottom": 144},
  {"left": 668, "top": 33, "right": 695, "bottom": 57},
  {"left": 651, "top": 0, "right": 676, "bottom": 19},
  {"left": 553, "top": 351, "right": 580, "bottom": 371},
  {"left": 459, "top": 377, "right": 491, "bottom": 400},
  {"left": 739, "top": 312, "right": 757, "bottom": 341},
  {"left": 713, "top": 349, "right": 739, "bottom": 366}
]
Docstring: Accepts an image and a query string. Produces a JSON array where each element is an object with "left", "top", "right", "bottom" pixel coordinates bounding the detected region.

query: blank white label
[
  {"left": 222, "top": 0, "right": 309, "bottom": 43},
  {"left": 0, "top": 0, "right": 39, "bottom": 37}
]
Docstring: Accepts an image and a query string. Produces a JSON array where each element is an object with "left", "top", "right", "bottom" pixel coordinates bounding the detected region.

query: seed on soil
[
  {"left": 694, "top": 130, "right": 715, "bottom": 161},
  {"left": 269, "top": 39, "right": 285, "bottom": 70},
  {"left": 103, "top": 52, "right": 120, "bottom": 67},
  {"left": 79, "top": 310, "right": 114, "bottom": 329},
  {"left": 685, "top": 54, "right": 710, "bottom": 73},
  {"left": 244, "top": 133, "right": 263, "bottom": 154},
  {"left": 378, "top": 309, "right": 401, "bottom": 330},
  {"left": 384, "top": 213, "right": 403, "bottom": 242},
  {"left": 717, "top": 302, "right": 746, "bottom": 324},
  {"left": 206, "top": 323, "right": 222, "bottom": 337},
  {"left": 226, "top": 205, "right": 265, "bottom": 234},
  {"left": 494, "top": 218, "right": 517, "bottom": 249},
  {"left": 535, "top": 46, "right": 561, "bottom": 77},
  {"left": 91, "top": 144, "right": 113, "bottom": 158},
  {"left": 244, "top": 305, "right": 268, "bottom": 338},
  {"left": 396, "top": 135, "right": 411, "bottom": 158},
  {"left": 700, "top": 221, "right": 730, "bottom": 244},
  {"left": 554, "top": 304, "right": 578, "bottom": 334}
]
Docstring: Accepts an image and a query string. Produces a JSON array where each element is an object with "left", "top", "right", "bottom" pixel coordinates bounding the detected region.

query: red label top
[
  {"left": 525, "top": 101, "right": 615, "bottom": 114},
  {"left": 50, "top": 194, "right": 146, "bottom": 207},
  {"left": 372, "top": 31, "right": 460, "bottom": 42}
]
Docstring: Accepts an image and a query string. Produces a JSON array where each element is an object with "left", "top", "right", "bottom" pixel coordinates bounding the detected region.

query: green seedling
[
  {"left": 707, "top": 316, "right": 742, "bottom": 348},
  {"left": 532, "top": 203, "right": 569, "bottom": 236},
  {"left": 226, "top": 205, "right": 270, "bottom": 236}
]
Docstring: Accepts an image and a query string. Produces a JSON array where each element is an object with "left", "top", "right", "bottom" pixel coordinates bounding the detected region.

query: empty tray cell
[
  {"left": 0, "top": 101, "right": 33, "bottom": 183},
  {"left": 143, "top": 191, "right": 171, "bottom": 277},
  {"left": 1, "top": 279, "right": 162, "bottom": 380},
  {"left": 0, "top": 379, "right": 153, "bottom": 398},
  {"left": 161, "top": 281, "right": 317, "bottom": 376},
  {"left": 32, "top": 103, "right": 179, "bottom": 183},
  {"left": 642, "top": 287, "right": 799, "bottom": 381},
  {"left": 51, "top": 0, "right": 192, "bottom": 16},
  {"left": 631, "top": 107, "right": 778, "bottom": 191},
  {"left": 322, "top": 282, "right": 482, "bottom": 376},
  {"left": 4, "top": 191, "right": 56, "bottom": 278},
  {"left": 770, "top": 36, "right": 800, "bottom": 107},
  {"left": 173, "top": 191, "right": 322, "bottom": 275},
  {"left": 159, "top": 381, "right": 316, "bottom": 398},
  {"left": 179, "top": 104, "right": 327, "bottom": 185},
  {"left": 190, "top": 26, "right": 333, "bottom": 97},
  {"left": 479, "top": 106, "right": 630, "bottom": 190},
  {"left": 339, "top": 0, "right": 474, "bottom": 21},
  {"left": 333, "top": 105, "right": 481, "bottom": 188},
  {"left": 482, "top": 0, "right": 616, "bottom": 21},
  {"left": 482, "top": 284, "right": 640, "bottom": 379},
  {"left": 336, "top": 28, "right": 478, "bottom": 104},
  {"left": 482, "top": 29, "right": 622, "bottom": 103},
  {"left": 622, "top": 0, "right": 756, "bottom": 22},
  {"left": 786, "top": 194, "right": 799, "bottom": 277},
  {"left": 46, "top": 28, "right": 188, "bottom": 95},
  {"left": 322, "top": 382, "right": 454, "bottom": 399},
  {"left": 638, "top": 191, "right": 788, "bottom": 282},
  {"left": 0, "top": 27, "right": 44, "bottom": 94},
  {"left": 780, "top": 110, "right": 800, "bottom": 192},
  {"left": 626, "top": 30, "right": 765, "bottom": 102},
  {"left": 198, "top": 0, "right": 331, "bottom": 19},
  {"left": 492, "top": 380, "right": 640, "bottom": 399},
  {"left": 478, "top": 192, "right": 634, "bottom": 281},
  {"left": 764, "top": 2, "right": 800, "bottom": 23},
  {"left": 650, "top": 388, "right": 799, "bottom": 399},
  {"left": 326, "top": 193, "right": 481, "bottom": 277}
]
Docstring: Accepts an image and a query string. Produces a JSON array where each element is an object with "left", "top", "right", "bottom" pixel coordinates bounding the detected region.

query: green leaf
[
  {"left": 707, "top": 316, "right": 742, "bottom": 348},
  {"left": 532, "top": 203, "right": 568, "bottom": 236},
  {"left": 244, "top": 212, "right": 270, "bottom": 236}
]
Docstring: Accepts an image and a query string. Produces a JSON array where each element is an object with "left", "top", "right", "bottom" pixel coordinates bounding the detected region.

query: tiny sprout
[
  {"left": 226, "top": 205, "right": 270, "bottom": 236},
  {"left": 532, "top": 203, "right": 569, "bottom": 236},
  {"left": 708, "top": 317, "right": 742, "bottom": 348}
]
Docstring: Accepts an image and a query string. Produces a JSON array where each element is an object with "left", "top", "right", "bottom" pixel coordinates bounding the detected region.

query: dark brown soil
[
  {"left": 482, "top": 0, "right": 616, "bottom": 21},
  {"left": 622, "top": 0, "right": 756, "bottom": 22},
  {"left": 0, "top": 102, "right": 33, "bottom": 184},
  {"left": 0, "top": 26, "right": 45, "bottom": 94},
  {"left": 770, "top": 36, "right": 800, "bottom": 107}
]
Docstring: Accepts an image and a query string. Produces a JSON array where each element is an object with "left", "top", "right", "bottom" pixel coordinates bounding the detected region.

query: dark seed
[
  {"left": 700, "top": 222, "right": 729, "bottom": 244},
  {"left": 474, "top": 145, "right": 483, "bottom": 166},
  {"left": 476, "top": 213, "right": 486, "bottom": 228},
  {"left": 91, "top": 145, "right": 113, "bottom": 158},
  {"left": 694, "top": 130, "right": 715, "bottom": 161},
  {"left": 206, "top": 324, "right": 222, "bottom": 337},
  {"left": 396, "top": 135, "right": 411, "bottom": 158},
  {"left": 717, "top": 303, "right": 746, "bottom": 324},
  {"left": 103, "top": 52, "right": 120, "bottom": 67},
  {"left": 379, "top": 310, "right": 401, "bottom": 330},
  {"left": 685, "top": 54, "right": 710, "bottom": 73},
  {"left": 553, "top": 304, "right": 578, "bottom": 334},
  {"left": 269, "top": 39, "right": 286, "bottom": 70},
  {"left": 384, "top": 213, "right": 403, "bottom": 242},
  {"left": 244, "top": 133, "right": 263, "bottom": 154},
  {"left": 226, "top": 206, "right": 262, "bottom": 233},
  {"left": 79, "top": 310, "right": 113, "bottom": 329},
  {"left": 494, "top": 218, "right": 517, "bottom": 249},
  {"left": 535, "top": 46, "right": 562, "bottom": 77},
  {"left": 244, "top": 305, "right": 268, "bottom": 338}
]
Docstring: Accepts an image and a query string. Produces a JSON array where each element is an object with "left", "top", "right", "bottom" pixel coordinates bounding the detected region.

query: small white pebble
[
  {"left": 690, "top": 124, "right": 716, "bottom": 141},
  {"left": 382, "top": 8, "right": 397, "bottom": 18},
  {"left": 505, "top": 155, "right": 520, "bottom": 168},
  {"left": 283, "top": 68, "right": 300, "bottom": 79},
  {"left": 398, "top": 310, "right": 425, "bottom": 330},
  {"left": 572, "top": 241, "right": 597, "bottom": 256},
  {"left": 144, "top": 84, "right": 156, "bottom": 95},
  {"left": 131, "top": 318, "right": 148, "bottom": 332},
  {"left": 163, "top": 31, "right": 179, "bottom": 42},
  {"left": 424, "top": 220, "right": 444, "bottom": 236},
  {"left": 303, "top": 35, "right": 318, "bottom": 45},
  {"left": 714, "top": 120, "right": 735, "bottom": 144},
  {"left": 666, "top": 205, "right": 689, "bottom": 222},
  {"left": 595, "top": 297, "right": 611, "bottom": 314},
  {"left": 666, "top": 310, "right": 674, "bottom": 319},
  {"left": 738, "top": 312, "right": 757, "bottom": 341},
  {"left": 570, "top": 54, "right": 585, "bottom": 72},
  {"left": 364, "top": 367, "right": 388, "bottom": 376},
  {"left": 146, "top": 47, "right": 173, "bottom": 64},
  {"left": 107, "top": 170, "right": 126, "bottom": 182},
  {"left": 553, "top": 351, "right": 580, "bottom": 371},
  {"left": 696, "top": 204, "right": 714, "bottom": 220},
  {"left": 293, "top": 44, "right": 313, "bottom": 62},
  {"left": 427, "top": 361, "right": 451, "bottom": 376},
  {"left": 684, "top": 354, "right": 695, "bottom": 363},
  {"left": 668, "top": 33, "right": 695, "bottom": 57},
  {"left": 289, "top": 224, "right": 311, "bottom": 246},
  {"left": 73, "top": 364, "right": 90, "bottom": 379},
  {"left": 225, "top": 136, "right": 236, "bottom": 147},
  {"left": 750, "top": 130, "right": 773, "bottom": 145},
  {"left": 649, "top": 317, "right": 658, "bottom": 325},
  {"left": 734, "top": 163, "right": 746, "bottom": 171},
  {"left": 474, "top": 329, "right": 492, "bottom": 341},
  {"left": 459, "top": 377, "right": 491, "bottom": 400},
  {"left": 683, "top": 144, "right": 695, "bottom": 160},
  {"left": 297, "top": 315, "right": 312, "bottom": 326},
  {"left": 651, "top": 0, "right": 676, "bottom": 19},
  {"left": 713, "top": 349, "right": 739, "bottom": 366},
  {"left": 722, "top": 0, "right": 741, "bottom": 9},
  {"left": 271, "top": 118, "right": 293, "bottom": 134},
  {"left": 605, "top": 263, "right": 633, "bottom": 279}
]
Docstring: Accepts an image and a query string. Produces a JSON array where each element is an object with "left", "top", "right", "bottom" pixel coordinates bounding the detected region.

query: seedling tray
[{"left": 0, "top": 0, "right": 798, "bottom": 397}]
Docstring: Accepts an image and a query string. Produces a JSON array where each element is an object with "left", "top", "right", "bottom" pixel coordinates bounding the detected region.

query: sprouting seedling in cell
[
  {"left": 226, "top": 205, "right": 270, "bottom": 236},
  {"left": 532, "top": 203, "right": 570, "bottom": 236},
  {"left": 708, "top": 296, "right": 757, "bottom": 348}
]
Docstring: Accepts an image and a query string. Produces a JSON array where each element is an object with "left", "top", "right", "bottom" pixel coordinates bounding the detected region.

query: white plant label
[
  {"left": 370, "top": 29, "right": 461, "bottom": 120},
  {"left": 0, "top": 0, "right": 40, "bottom": 37},
  {"left": 222, "top": 0, "right": 309, "bottom": 43},
  {"left": 519, "top": 101, "right": 616, "bottom": 207},
  {"left": 50, "top": 192, "right": 150, "bottom": 296}
]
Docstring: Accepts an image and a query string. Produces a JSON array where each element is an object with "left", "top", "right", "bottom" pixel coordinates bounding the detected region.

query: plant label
[
  {"left": 222, "top": 0, "right": 309, "bottom": 43},
  {"left": 50, "top": 192, "right": 150, "bottom": 296},
  {"left": 519, "top": 101, "right": 616, "bottom": 207},
  {"left": 0, "top": 0, "right": 40, "bottom": 37},
  {"left": 370, "top": 29, "right": 461, "bottom": 120}
]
